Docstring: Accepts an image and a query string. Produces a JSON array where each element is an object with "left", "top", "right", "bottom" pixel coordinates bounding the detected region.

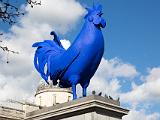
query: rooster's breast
[{"left": 61, "top": 38, "right": 104, "bottom": 84}]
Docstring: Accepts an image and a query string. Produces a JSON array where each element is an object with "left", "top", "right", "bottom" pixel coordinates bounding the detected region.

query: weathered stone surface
[
  {"left": 0, "top": 95, "right": 129, "bottom": 120},
  {"left": 25, "top": 95, "right": 129, "bottom": 120},
  {"left": 0, "top": 106, "right": 24, "bottom": 120}
]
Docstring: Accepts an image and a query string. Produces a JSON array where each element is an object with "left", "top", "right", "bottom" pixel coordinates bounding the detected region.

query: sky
[{"left": 0, "top": 0, "right": 160, "bottom": 120}]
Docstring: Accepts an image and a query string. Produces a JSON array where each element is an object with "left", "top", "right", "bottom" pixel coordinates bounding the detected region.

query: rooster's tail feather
[{"left": 32, "top": 34, "right": 65, "bottom": 83}]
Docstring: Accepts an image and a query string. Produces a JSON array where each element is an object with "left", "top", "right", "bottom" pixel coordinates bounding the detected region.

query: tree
[
  {"left": 0, "top": 0, "right": 41, "bottom": 63},
  {"left": 0, "top": 0, "right": 41, "bottom": 25}
]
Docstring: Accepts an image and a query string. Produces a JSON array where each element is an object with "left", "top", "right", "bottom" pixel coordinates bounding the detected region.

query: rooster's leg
[
  {"left": 70, "top": 75, "right": 80, "bottom": 100},
  {"left": 82, "top": 87, "right": 87, "bottom": 97},
  {"left": 81, "top": 82, "right": 89, "bottom": 97},
  {"left": 72, "top": 84, "right": 77, "bottom": 99}
]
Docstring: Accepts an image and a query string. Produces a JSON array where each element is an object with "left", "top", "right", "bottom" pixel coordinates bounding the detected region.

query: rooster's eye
[{"left": 97, "top": 13, "right": 103, "bottom": 17}]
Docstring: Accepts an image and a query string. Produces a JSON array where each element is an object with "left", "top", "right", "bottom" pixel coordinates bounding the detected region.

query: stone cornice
[
  {"left": 35, "top": 87, "right": 72, "bottom": 96},
  {"left": 35, "top": 83, "right": 72, "bottom": 96}
]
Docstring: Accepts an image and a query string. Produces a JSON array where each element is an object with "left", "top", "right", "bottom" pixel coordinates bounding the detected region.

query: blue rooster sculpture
[{"left": 32, "top": 4, "right": 106, "bottom": 99}]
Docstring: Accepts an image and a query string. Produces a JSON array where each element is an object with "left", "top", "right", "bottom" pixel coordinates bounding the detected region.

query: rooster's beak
[{"left": 100, "top": 18, "right": 106, "bottom": 28}]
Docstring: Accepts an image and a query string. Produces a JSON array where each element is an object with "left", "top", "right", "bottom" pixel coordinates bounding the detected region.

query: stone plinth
[
  {"left": 25, "top": 95, "right": 129, "bottom": 120},
  {"left": 35, "top": 84, "right": 72, "bottom": 107}
]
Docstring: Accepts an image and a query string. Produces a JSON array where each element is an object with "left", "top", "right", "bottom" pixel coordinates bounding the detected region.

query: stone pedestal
[{"left": 25, "top": 95, "right": 129, "bottom": 120}]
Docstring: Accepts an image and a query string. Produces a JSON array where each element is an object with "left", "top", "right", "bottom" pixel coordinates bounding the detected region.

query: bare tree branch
[
  {"left": 0, "top": 0, "right": 41, "bottom": 25},
  {"left": 27, "top": 0, "right": 41, "bottom": 8},
  {"left": 0, "top": 0, "right": 24, "bottom": 25},
  {"left": 0, "top": 42, "right": 19, "bottom": 63},
  {"left": 0, "top": 45, "right": 19, "bottom": 54},
  {"left": 0, "top": 0, "right": 41, "bottom": 63}
]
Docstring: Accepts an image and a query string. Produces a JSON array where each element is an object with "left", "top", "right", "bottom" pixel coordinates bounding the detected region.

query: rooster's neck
[{"left": 74, "top": 21, "right": 102, "bottom": 43}]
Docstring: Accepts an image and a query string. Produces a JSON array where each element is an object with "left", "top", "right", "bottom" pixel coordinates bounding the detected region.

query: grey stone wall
[{"left": 60, "top": 112, "right": 121, "bottom": 120}]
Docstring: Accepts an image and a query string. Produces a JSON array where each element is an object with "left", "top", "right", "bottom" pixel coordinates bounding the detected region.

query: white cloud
[
  {"left": 86, "top": 57, "right": 138, "bottom": 98},
  {"left": 121, "top": 67, "right": 160, "bottom": 104},
  {"left": 0, "top": 72, "right": 39, "bottom": 101},
  {"left": 142, "top": 67, "right": 160, "bottom": 82},
  {"left": 123, "top": 109, "right": 160, "bottom": 120},
  {"left": 0, "top": 0, "right": 85, "bottom": 101},
  {"left": 24, "top": 0, "right": 85, "bottom": 34},
  {"left": 95, "top": 58, "right": 138, "bottom": 79},
  {"left": 60, "top": 39, "right": 71, "bottom": 49}
]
